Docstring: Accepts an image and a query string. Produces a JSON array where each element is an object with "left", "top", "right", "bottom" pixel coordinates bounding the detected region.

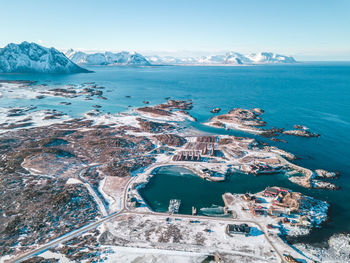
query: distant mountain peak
[
  {"left": 0, "top": 42, "right": 90, "bottom": 73},
  {"left": 146, "top": 51, "right": 296, "bottom": 65},
  {"left": 246, "top": 52, "right": 296, "bottom": 63},
  {"left": 66, "top": 50, "right": 151, "bottom": 66}
]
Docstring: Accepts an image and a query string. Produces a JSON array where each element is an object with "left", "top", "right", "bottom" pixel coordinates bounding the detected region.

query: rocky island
[{"left": 204, "top": 107, "right": 321, "bottom": 140}]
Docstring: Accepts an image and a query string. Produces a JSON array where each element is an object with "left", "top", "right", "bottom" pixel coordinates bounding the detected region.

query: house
[
  {"left": 268, "top": 207, "right": 287, "bottom": 217},
  {"left": 276, "top": 187, "right": 290, "bottom": 194},
  {"left": 253, "top": 208, "right": 266, "bottom": 216},
  {"left": 264, "top": 187, "right": 279, "bottom": 197},
  {"left": 226, "top": 224, "right": 250, "bottom": 235}
]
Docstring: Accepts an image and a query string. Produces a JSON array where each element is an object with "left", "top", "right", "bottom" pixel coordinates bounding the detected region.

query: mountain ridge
[
  {"left": 146, "top": 52, "right": 296, "bottom": 65},
  {"left": 0, "top": 42, "right": 90, "bottom": 73},
  {"left": 66, "top": 49, "right": 151, "bottom": 66}
]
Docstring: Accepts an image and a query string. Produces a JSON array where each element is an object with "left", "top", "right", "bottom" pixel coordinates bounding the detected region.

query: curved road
[{"left": 77, "top": 165, "right": 108, "bottom": 217}]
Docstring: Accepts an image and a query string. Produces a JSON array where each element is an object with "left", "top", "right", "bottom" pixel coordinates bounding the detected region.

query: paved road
[{"left": 6, "top": 211, "right": 124, "bottom": 263}]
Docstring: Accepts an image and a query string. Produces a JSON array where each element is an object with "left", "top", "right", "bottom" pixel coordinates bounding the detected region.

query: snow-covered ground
[
  {"left": 66, "top": 178, "right": 83, "bottom": 185},
  {"left": 134, "top": 108, "right": 196, "bottom": 122},
  {"left": 0, "top": 81, "right": 42, "bottom": 99},
  {"left": 0, "top": 106, "right": 71, "bottom": 134},
  {"left": 203, "top": 119, "right": 264, "bottom": 134},
  {"left": 102, "top": 246, "right": 209, "bottom": 263},
  {"left": 84, "top": 112, "right": 141, "bottom": 128},
  {"left": 39, "top": 250, "right": 72, "bottom": 263},
  {"left": 103, "top": 213, "right": 279, "bottom": 262},
  {"left": 0, "top": 81, "right": 103, "bottom": 100},
  {"left": 99, "top": 176, "right": 129, "bottom": 213}
]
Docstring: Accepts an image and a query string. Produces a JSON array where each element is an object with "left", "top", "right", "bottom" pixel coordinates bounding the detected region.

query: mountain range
[
  {"left": 65, "top": 49, "right": 151, "bottom": 66},
  {"left": 146, "top": 52, "right": 296, "bottom": 65},
  {"left": 0, "top": 42, "right": 297, "bottom": 74}
]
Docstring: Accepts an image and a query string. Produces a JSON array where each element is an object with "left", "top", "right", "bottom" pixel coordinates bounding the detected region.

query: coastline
[{"left": 0, "top": 76, "right": 347, "bottom": 262}]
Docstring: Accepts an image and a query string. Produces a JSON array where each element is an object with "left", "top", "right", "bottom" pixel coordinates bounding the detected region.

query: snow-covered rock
[
  {"left": 146, "top": 51, "right": 296, "bottom": 65},
  {"left": 0, "top": 42, "right": 89, "bottom": 73},
  {"left": 66, "top": 50, "right": 151, "bottom": 66}
]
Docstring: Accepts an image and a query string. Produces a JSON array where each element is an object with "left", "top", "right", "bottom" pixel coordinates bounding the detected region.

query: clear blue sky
[{"left": 1, "top": 0, "right": 350, "bottom": 60}]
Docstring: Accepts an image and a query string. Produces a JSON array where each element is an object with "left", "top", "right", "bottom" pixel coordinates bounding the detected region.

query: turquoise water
[{"left": 1, "top": 62, "right": 350, "bottom": 243}]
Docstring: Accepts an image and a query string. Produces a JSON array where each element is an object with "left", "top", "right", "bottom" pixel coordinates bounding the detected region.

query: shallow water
[{"left": 1, "top": 62, "right": 350, "bottom": 244}]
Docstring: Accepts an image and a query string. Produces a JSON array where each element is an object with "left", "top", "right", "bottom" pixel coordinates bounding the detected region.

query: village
[
  {"left": 222, "top": 186, "right": 328, "bottom": 237},
  {"left": 122, "top": 183, "right": 327, "bottom": 263},
  {"left": 121, "top": 180, "right": 328, "bottom": 263}
]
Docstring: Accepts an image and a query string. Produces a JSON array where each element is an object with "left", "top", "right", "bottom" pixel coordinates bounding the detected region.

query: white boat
[{"left": 168, "top": 199, "right": 181, "bottom": 214}]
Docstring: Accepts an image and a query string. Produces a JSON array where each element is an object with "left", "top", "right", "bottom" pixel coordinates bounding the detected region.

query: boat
[
  {"left": 168, "top": 199, "right": 181, "bottom": 214},
  {"left": 192, "top": 206, "right": 197, "bottom": 215},
  {"left": 200, "top": 205, "right": 229, "bottom": 217}
]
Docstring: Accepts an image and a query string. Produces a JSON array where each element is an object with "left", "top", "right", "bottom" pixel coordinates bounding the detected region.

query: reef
[{"left": 283, "top": 129, "right": 320, "bottom": 137}]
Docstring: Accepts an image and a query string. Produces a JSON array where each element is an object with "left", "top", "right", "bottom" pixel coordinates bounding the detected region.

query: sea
[{"left": 1, "top": 62, "right": 350, "bottom": 245}]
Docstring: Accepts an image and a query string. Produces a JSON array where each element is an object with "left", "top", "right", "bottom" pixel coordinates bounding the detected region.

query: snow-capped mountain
[
  {"left": 198, "top": 55, "right": 226, "bottom": 64},
  {"left": 224, "top": 52, "right": 254, "bottom": 64},
  {"left": 66, "top": 50, "right": 151, "bottom": 66},
  {"left": 146, "top": 52, "right": 296, "bottom": 65},
  {"left": 146, "top": 55, "right": 198, "bottom": 65},
  {"left": 0, "top": 42, "right": 89, "bottom": 73},
  {"left": 246, "top": 52, "right": 296, "bottom": 63}
]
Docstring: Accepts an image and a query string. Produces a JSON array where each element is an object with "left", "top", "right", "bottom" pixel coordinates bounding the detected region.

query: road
[
  {"left": 7, "top": 162, "right": 286, "bottom": 263},
  {"left": 5, "top": 211, "right": 124, "bottom": 263},
  {"left": 77, "top": 165, "right": 108, "bottom": 217}
]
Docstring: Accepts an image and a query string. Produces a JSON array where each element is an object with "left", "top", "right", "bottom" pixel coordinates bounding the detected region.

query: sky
[{"left": 1, "top": 0, "right": 350, "bottom": 60}]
